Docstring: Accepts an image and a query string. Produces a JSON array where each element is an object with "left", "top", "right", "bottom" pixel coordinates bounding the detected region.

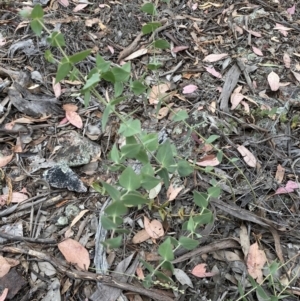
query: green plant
[{"left": 21, "top": 1, "right": 255, "bottom": 293}]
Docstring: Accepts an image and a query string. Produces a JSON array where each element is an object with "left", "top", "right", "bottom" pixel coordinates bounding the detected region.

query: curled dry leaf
[
  {"left": 230, "top": 86, "right": 244, "bottom": 110},
  {"left": 58, "top": 238, "right": 90, "bottom": 270},
  {"left": 191, "top": 263, "right": 216, "bottom": 278},
  {"left": 237, "top": 145, "right": 257, "bottom": 168},
  {"left": 132, "top": 229, "right": 150, "bottom": 244},
  {"left": 149, "top": 82, "right": 172, "bottom": 105},
  {"left": 205, "top": 66, "right": 222, "bottom": 79},
  {"left": 194, "top": 155, "right": 220, "bottom": 167},
  {"left": 246, "top": 242, "right": 266, "bottom": 284},
  {"left": 144, "top": 216, "right": 164, "bottom": 239}
]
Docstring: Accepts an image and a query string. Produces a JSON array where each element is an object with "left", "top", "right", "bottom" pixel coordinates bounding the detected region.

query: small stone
[{"left": 43, "top": 163, "right": 87, "bottom": 193}]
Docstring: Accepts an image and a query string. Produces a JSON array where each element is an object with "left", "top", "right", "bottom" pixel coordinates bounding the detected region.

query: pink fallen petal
[
  {"left": 172, "top": 46, "right": 189, "bottom": 53},
  {"left": 183, "top": 84, "right": 198, "bottom": 94},
  {"left": 205, "top": 66, "right": 222, "bottom": 79},
  {"left": 252, "top": 46, "right": 263, "bottom": 56},
  {"left": 275, "top": 181, "right": 299, "bottom": 194},
  {"left": 287, "top": 4, "right": 295, "bottom": 15},
  {"left": 73, "top": 3, "right": 88, "bottom": 12}
]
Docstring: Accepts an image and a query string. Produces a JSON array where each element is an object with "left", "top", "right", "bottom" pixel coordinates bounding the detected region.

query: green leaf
[
  {"left": 44, "top": 50, "right": 55, "bottom": 63},
  {"left": 177, "top": 160, "right": 193, "bottom": 177},
  {"left": 208, "top": 186, "right": 221, "bottom": 198},
  {"left": 118, "top": 118, "right": 141, "bottom": 137},
  {"left": 92, "top": 183, "right": 105, "bottom": 194},
  {"left": 155, "top": 271, "right": 174, "bottom": 283},
  {"left": 110, "top": 96, "right": 126, "bottom": 106},
  {"left": 143, "top": 275, "right": 153, "bottom": 288},
  {"left": 101, "top": 181, "right": 121, "bottom": 201},
  {"left": 112, "top": 65, "right": 130, "bottom": 82},
  {"left": 82, "top": 73, "right": 100, "bottom": 90},
  {"left": 102, "top": 104, "right": 114, "bottom": 129},
  {"left": 135, "top": 149, "right": 149, "bottom": 164},
  {"left": 193, "top": 210, "right": 213, "bottom": 225},
  {"left": 114, "top": 228, "right": 130, "bottom": 234},
  {"left": 56, "top": 59, "right": 72, "bottom": 82},
  {"left": 30, "top": 19, "right": 43, "bottom": 36},
  {"left": 187, "top": 216, "right": 195, "bottom": 233},
  {"left": 158, "top": 238, "right": 174, "bottom": 261},
  {"left": 119, "top": 166, "right": 141, "bottom": 191},
  {"left": 256, "top": 286, "right": 269, "bottom": 300},
  {"left": 172, "top": 110, "right": 188, "bottom": 122},
  {"left": 102, "top": 236, "right": 122, "bottom": 249},
  {"left": 101, "top": 216, "right": 118, "bottom": 230},
  {"left": 101, "top": 71, "right": 115, "bottom": 83},
  {"left": 110, "top": 144, "right": 121, "bottom": 164},
  {"left": 157, "top": 140, "right": 176, "bottom": 172},
  {"left": 141, "top": 3, "right": 157, "bottom": 15},
  {"left": 179, "top": 236, "right": 199, "bottom": 250},
  {"left": 141, "top": 163, "right": 154, "bottom": 176},
  {"left": 153, "top": 39, "right": 170, "bottom": 49},
  {"left": 147, "top": 62, "right": 162, "bottom": 70},
  {"left": 47, "top": 31, "right": 65, "bottom": 47},
  {"left": 157, "top": 167, "right": 170, "bottom": 188},
  {"left": 141, "top": 174, "right": 160, "bottom": 190},
  {"left": 121, "top": 191, "right": 148, "bottom": 206},
  {"left": 269, "top": 261, "right": 280, "bottom": 277},
  {"left": 131, "top": 80, "right": 147, "bottom": 95},
  {"left": 19, "top": 9, "right": 31, "bottom": 18},
  {"left": 217, "top": 150, "right": 223, "bottom": 163},
  {"left": 84, "top": 90, "right": 90, "bottom": 107},
  {"left": 206, "top": 135, "right": 220, "bottom": 144},
  {"left": 31, "top": 4, "right": 44, "bottom": 18},
  {"left": 161, "top": 261, "right": 174, "bottom": 273},
  {"left": 105, "top": 201, "right": 128, "bottom": 216},
  {"left": 69, "top": 67, "right": 80, "bottom": 82},
  {"left": 120, "top": 144, "right": 141, "bottom": 158},
  {"left": 140, "top": 259, "right": 155, "bottom": 273},
  {"left": 193, "top": 191, "right": 208, "bottom": 208},
  {"left": 114, "top": 82, "right": 123, "bottom": 97},
  {"left": 69, "top": 49, "right": 91, "bottom": 64},
  {"left": 96, "top": 54, "right": 110, "bottom": 72},
  {"left": 142, "top": 22, "right": 161, "bottom": 34},
  {"left": 141, "top": 133, "right": 158, "bottom": 152}
]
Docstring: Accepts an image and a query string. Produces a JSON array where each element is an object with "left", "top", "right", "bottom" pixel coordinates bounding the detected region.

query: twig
[
  {"left": 117, "top": 33, "right": 143, "bottom": 63},
  {"left": 0, "top": 232, "right": 56, "bottom": 244}
]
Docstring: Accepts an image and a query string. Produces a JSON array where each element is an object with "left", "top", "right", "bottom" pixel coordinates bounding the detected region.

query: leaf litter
[{"left": 0, "top": 1, "right": 300, "bottom": 301}]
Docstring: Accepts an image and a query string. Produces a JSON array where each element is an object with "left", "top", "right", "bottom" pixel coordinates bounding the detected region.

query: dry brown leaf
[
  {"left": 132, "top": 229, "right": 150, "bottom": 244},
  {"left": 194, "top": 155, "right": 220, "bottom": 167},
  {"left": 135, "top": 266, "right": 145, "bottom": 280},
  {"left": 237, "top": 145, "right": 257, "bottom": 168},
  {"left": 268, "top": 71, "right": 280, "bottom": 91},
  {"left": 63, "top": 104, "right": 78, "bottom": 112},
  {"left": 52, "top": 77, "right": 62, "bottom": 98},
  {"left": 144, "top": 216, "right": 164, "bottom": 239},
  {"left": 58, "top": 238, "right": 90, "bottom": 270},
  {"left": 149, "top": 82, "right": 172, "bottom": 105},
  {"left": 124, "top": 48, "right": 148, "bottom": 61},
  {"left": 246, "top": 242, "right": 267, "bottom": 283},
  {"left": 275, "top": 164, "right": 285, "bottom": 183},
  {"left": 70, "top": 209, "right": 89, "bottom": 228},
  {"left": 65, "top": 111, "right": 83, "bottom": 128},
  {"left": 203, "top": 53, "right": 228, "bottom": 63},
  {"left": 240, "top": 224, "right": 250, "bottom": 258},
  {"left": 191, "top": 263, "right": 216, "bottom": 278}
]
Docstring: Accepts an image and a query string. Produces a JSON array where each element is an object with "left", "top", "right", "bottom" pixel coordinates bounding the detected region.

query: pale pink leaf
[
  {"left": 167, "top": 184, "right": 183, "bottom": 201},
  {"left": 274, "top": 23, "right": 293, "bottom": 31},
  {"left": 246, "top": 242, "right": 267, "bottom": 283},
  {"left": 132, "top": 229, "right": 150, "bottom": 244},
  {"left": 292, "top": 71, "right": 300, "bottom": 82},
  {"left": 73, "top": 3, "right": 88, "bottom": 12},
  {"left": 268, "top": 71, "right": 280, "bottom": 91},
  {"left": 287, "top": 4, "right": 295, "bottom": 15},
  {"left": 191, "top": 3, "right": 197, "bottom": 10},
  {"left": 194, "top": 155, "right": 220, "bottom": 167},
  {"left": 59, "top": 117, "right": 69, "bottom": 125},
  {"left": 172, "top": 46, "right": 189, "bottom": 53},
  {"left": 205, "top": 66, "right": 222, "bottom": 78},
  {"left": 191, "top": 264, "right": 216, "bottom": 278},
  {"left": 246, "top": 29, "right": 261, "bottom": 37},
  {"left": 0, "top": 154, "right": 13, "bottom": 168},
  {"left": 252, "top": 46, "right": 263, "bottom": 56},
  {"left": 0, "top": 288, "right": 8, "bottom": 301},
  {"left": 283, "top": 53, "right": 291, "bottom": 68},
  {"left": 65, "top": 111, "right": 83, "bottom": 128},
  {"left": 0, "top": 256, "right": 11, "bottom": 277},
  {"left": 237, "top": 145, "right": 257, "bottom": 168},
  {"left": 275, "top": 180, "right": 299, "bottom": 194},
  {"left": 203, "top": 53, "right": 228, "bottom": 63},
  {"left": 107, "top": 45, "right": 114, "bottom": 54},
  {"left": 63, "top": 103, "right": 78, "bottom": 112},
  {"left": 58, "top": 238, "right": 90, "bottom": 270},
  {"left": 144, "top": 216, "right": 164, "bottom": 239},
  {"left": 58, "top": 0, "right": 69, "bottom": 7},
  {"left": 124, "top": 48, "right": 148, "bottom": 61},
  {"left": 182, "top": 84, "right": 198, "bottom": 94},
  {"left": 231, "top": 86, "right": 244, "bottom": 110},
  {"left": 52, "top": 77, "right": 61, "bottom": 98}
]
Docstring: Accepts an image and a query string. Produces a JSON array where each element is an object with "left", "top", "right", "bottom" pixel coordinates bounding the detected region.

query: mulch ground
[{"left": 0, "top": 1, "right": 300, "bottom": 301}]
